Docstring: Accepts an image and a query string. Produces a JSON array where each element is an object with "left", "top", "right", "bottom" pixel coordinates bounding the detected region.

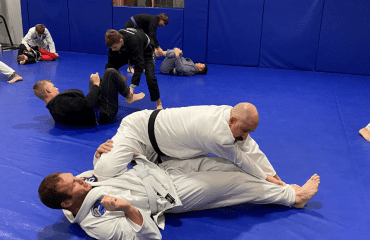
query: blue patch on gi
[
  {"left": 83, "top": 175, "right": 98, "bottom": 182},
  {"left": 91, "top": 200, "right": 106, "bottom": 217}
]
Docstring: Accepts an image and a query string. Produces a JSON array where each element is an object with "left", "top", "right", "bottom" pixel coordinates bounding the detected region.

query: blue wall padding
[
  {"left": 20, "top": 0, "right": 29, "bottom": 36},
  {"left": 183, "top": 0, "right": 209, "bottom": 63},
  {"left": 113, "top": 7, "right": 183, "bottom": 53},
  {"left": 316, "top": 0, "right": 370, "bottom": 75},
  {"left": 207, "top": 0, "right": 264, "bottom": 66},
  {"left": 68, "top": 1, "right": 112, "bottom": 55},
  {"left": 259, "top": 0, "right": 324, "bottom": 71},
  {"left": 26, "top": 0, "right": 70, "bottom": 51}
]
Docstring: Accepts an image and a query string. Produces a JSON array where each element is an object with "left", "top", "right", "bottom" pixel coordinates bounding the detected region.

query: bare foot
[
  {"left": 126, "top": 89, "right": 145, "bottom": 105},
  {"left": 359, "top": 127, "right": 370, "bottom": 141},
  {"left": 290, "top": 184, "right": 301, "bottom": 191},
  {"left": 8, "top": 74, "right": 23, "bottom": 83},
  {"left": 127, "top": 66, "right": 134, "bottom": 74},
  {"left": 293, "top": 174, "right": 320, "bottom": 208}
]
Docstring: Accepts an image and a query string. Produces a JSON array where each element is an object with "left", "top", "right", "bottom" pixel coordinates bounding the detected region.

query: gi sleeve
[
  {"left": 237, "top": 136, "right": 276, "bottom": 176},
  {"left": 105, "top": 49, "right": 129, "bottom": 70},
  {"left": 21, "top": 28, "right": 34, "bottom": 47},
  {"left": 174, "top": 56, "right": 197, "bottom": 76},
  {"left": 129, "top": 42, "right": 145, "bottom": 85},
  {"left": 44, "top": 28, "right": 56, "bottom": 53},
  {"left": 148, "top": 21, "right": 159, "bottom": 48}
]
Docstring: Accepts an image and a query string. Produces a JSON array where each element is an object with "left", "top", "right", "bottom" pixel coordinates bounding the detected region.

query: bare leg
[
  {"left": 8, "top": 72, "right": 23, "bottom": 83},
  {"left": 156, "top": 99, "right": 163, "bottom": 110},
  {"left": 293, "top": 174, "right": 320, "bottom": 208},
  {"left": 359, "top": 127, "right": 370, "bottom": 141},
  {"left": 126, "top": 88, "right": 145, "bottom": 105}
]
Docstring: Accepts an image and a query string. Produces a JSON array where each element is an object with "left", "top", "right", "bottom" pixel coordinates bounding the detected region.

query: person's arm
[
  {"left": 148, "top": 19, "right": 159, "bottom": 48},
  {"left": 44, "top": 28, "right": 56, "bottom": 53},
  {"left": 21, "top": 28, "right": 34, "bottom": 48},
  {"left": 174, "top": 56, "right": 197, "bottom": 76},
  {"left": 129, "top": 42, "right": 145, "bottom": 85},
  {"left": 83, "top": 73, "right": 101, "bottom": 108},
  {"left": 101, "top": 196, "right": 143, "bottom": 226},
  {"left": 105, "top": 49, "right": 129, "bottom": 71}
]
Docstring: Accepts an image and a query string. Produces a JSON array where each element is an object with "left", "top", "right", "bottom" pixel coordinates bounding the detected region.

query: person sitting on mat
[
  {"left": 17, "top": 44, "right": 57, "bottom": 65},
  {"left": 37, "top": 139, "right": 320, "bottom": 240},
  {"left": 160, "top": 47, "right": 207, "bottom": 76},
  {"left": 33, "top": 68, "right": 145, "bottom": 126}
]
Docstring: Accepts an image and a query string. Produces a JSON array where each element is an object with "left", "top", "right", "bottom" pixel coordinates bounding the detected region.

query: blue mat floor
[{"left": 1, "top": 50, "right": 369, "bottom": 239}]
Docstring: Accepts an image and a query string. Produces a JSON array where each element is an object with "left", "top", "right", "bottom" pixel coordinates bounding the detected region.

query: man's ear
[
  {"left": 45, "top": 86, "right": 52, "bottom": 93},
  {"left": 229, "top": 116, "right": 237, "bottom": 126},
  {"left": 61, "top": 199, "right": 73, "bottom": 209}
]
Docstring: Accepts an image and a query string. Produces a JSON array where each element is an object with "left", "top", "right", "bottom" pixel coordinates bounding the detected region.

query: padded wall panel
[
  {"left": 27, "top": 0, "right": 70, "bottom": 51},
  {"left": 207, "top": 0, "right": 264, "bottom": 66},
  {"left": 259, "top": 0, "right": 324, "bottom": 71},
  {"left": 316, "top": 0, "right": 370, "bottom": 75},
  {"left": 113, "top": 7, "right": 183, "bottom": 53},
  {"left": 20, "top": 0, "right": 29, "bottom": 36},
  {"left": 183, "top": 0, "right": 208, "bottom": 63},
  {"left": 69, "top": 1, "right": 112, "bottom": 55}
]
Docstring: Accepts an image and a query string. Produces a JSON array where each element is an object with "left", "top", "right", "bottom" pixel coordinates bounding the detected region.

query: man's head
[
  {"left": 105, "top": 29, "right": 124, "bottom": 51},
  {"left": 229, "top": 103, "right": 259, "bottom": 142},
  {"left": 17, "top": 55, "right": 28, "bottom": 62},
  {"left": 35, "top": 24, "right": 45, "bottom": 37},
  {"left": 157, "top": 13, "right": 169, "bottom": 27},
  {"left": 33, "top": 79, "right": 59, "bottom": 103},
  {"left": 38, "top": 172, "right": 92, "bottom": 210},
  {"left": 195, "top": 63, "right": 208, "bottom": 74}
]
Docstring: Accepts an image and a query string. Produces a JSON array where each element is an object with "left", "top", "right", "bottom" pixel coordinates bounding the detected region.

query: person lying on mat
[
  {"left": 17, "top": 44, "right": 57, "bottom": 65},
  {"left": 160, "top": 47, "right": 207, "bottom": 76},
  {"left": 85, "top": 102, "right": 285, "bottom": 186},
  {"left": 38, "top": 140, "right": 320, "bottom": 240},
  {"left": 33, "top": 68, "right": 145, "bottom": 126}
]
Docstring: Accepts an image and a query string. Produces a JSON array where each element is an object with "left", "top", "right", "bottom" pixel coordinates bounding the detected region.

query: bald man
[{"left": 93, "top": 103, "right": 284, "bottom": 186}]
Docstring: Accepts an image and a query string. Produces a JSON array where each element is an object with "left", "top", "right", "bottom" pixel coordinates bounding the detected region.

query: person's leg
[
  {"left": 98, "top": 68, "right": 144, "bottom": 123},
  {"left": 40, "top": 55, "right": 52, "bottom": 61},
  {"left": 359, "top": 123, "right": 370, "bottom": 141},
  {"left": 143, "top": 48, "right": 162, "bottom": 109},
  {"left": 162, "top": 156, "right": 319, "bottom": 213},
  {"left": 0, "top": 61, "right": 23, "bottom": 83},
  {"left": 160, "top": 57, "right": 176, "bottom": 74},
  {"left": 39, "top": 49, "right": 58, "bottom": 59}
]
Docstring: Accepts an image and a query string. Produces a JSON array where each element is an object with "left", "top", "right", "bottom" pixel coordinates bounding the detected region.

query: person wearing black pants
[
  {"left": 105, "top": 28, "right": 163, "bottom": 109},
  {"left": 33, "top": 68, "right": 145, "bottom": 126}
]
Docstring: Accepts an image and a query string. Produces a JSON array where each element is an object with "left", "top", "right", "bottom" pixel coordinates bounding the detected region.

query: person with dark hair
[
  {"left": 160, "top": 47, "right": 208, "bottom": 76},
  {"left": 0, "top": 61, "right": 22, "bottom": 83},
  {"left": 125, "top": 13, "right": 169, "bottom": 60},
  {"left": 21, "top": 24, "right": 58, "bottom": 57},
  {"left": 105, "top": 29, "right": 163, "bottom": 109},
  {"left": 33, "top": 68, "right": 145, "bottom": 126},
  {"left": 17, "top": 44, "right": 58, "bottom": 65},
  {"left": 38, "top": 140, "right": 320, "bottom": 239}
]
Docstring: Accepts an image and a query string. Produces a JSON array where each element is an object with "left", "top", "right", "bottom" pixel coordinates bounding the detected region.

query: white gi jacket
[
  {"left": 116, "top": 105, "right": 275, "bottom": 180},
  {"left": 63, "top": 155, "right": 182, "bottom": 240},
  {"left": 21, "top": 26, "right": 56, "bottom": 53}
]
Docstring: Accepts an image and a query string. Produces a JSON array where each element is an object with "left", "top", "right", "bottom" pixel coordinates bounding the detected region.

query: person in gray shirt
[{"left": 160, "top": 48, "right": 207, "bottom": 76}]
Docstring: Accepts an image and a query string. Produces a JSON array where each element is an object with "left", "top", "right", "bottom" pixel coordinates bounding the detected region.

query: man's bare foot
[
  {"left": 290, "top": 184, "right": 301, "bottom": 191},
  {"left": 293, "top": 174, "right": 320, "bottom": 208},
  {"left": 126, "top": 89, "right": 145, "bottom": 105},
  {"left": 127, "top": 66, "right": 134, "bottom": 74},
  {"left": 8, "top": 73, "right": 23, "bottom": 83},
  {"left": 359, "top": 127, "right": 370, "bottom": 141}
]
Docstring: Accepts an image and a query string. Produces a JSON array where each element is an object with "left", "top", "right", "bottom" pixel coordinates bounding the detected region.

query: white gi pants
[
  {"left": 0, "top": 61, "right": 15, "bottom": 78},
  {"left": 161, "top": 156, "right": 296, "bottom": 213}
]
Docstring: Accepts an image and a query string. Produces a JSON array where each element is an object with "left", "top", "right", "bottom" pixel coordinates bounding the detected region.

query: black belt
[{"left": 148, "top": 109, "right": 166, "bottom": 162}]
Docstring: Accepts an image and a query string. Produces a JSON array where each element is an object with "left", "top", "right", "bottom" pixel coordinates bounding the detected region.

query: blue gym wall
[{"left": 20, "top": 0, "right": 370, "bottom": 75}]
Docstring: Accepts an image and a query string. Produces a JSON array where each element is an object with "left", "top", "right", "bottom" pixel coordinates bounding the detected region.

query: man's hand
[
  {"left": 90, "top": 72, "right": 100, "bottom": 86},
  {"left": 95, "top": 139, "right": 113, "bottom": 158},
  {"left": 101, "top": 195, "right": 131, "bottom": 211},
  {"left": 26, "top": 47, "right": 31, "bottom": 52},
  {"left": 174, "top": 47, "right": 182, "bottom": 57},
  {"left": 266, "top": 175, "right": 286, "bottom": 186}
]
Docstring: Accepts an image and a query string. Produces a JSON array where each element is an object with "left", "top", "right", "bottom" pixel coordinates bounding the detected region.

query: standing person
[
  {"left": 125, "top": 13, "right": 168, "bottom": 63},
  {"left": 33, "top": 68, "right": 145, "bottom": 126},
  {"left": 0, "top": 61, "right": 22, "bottom": 83},
  {"left": 105, "top": 29, "right": 163, "bottom": 109},
  {"left": 22, "top": 24, "right": 59, "bottom": 57},
  {"left": 38, "top": 141, "right": 320, "bottom": 239},
  {"left": 160, "top": 48, "right": 207, "bottom": 76}
]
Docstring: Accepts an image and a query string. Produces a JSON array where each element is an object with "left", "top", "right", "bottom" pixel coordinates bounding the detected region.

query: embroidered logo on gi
[
  {"left": 83, "top": 175, "right": 98, "bottom": 182},
  {"left": 91, "top": 200, "right": 106, "bottom": 217}
]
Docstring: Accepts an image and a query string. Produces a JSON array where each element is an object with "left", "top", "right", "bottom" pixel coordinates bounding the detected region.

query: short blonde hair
[{"left": 33, "top": 79, "right": 52, "bottom": 100}]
